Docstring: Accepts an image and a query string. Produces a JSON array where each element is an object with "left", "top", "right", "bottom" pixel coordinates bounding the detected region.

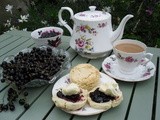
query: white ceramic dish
[
  {"left": 59, "top": 6, "right": 133, "bottom": 55},
  {"left": 70, "top": 41, "right": 112, "bottom": 59},
  {"left": 52, "top": 72, "right": 119, "bottom": 116},
  {"left": 31, "top": 26, "right": 63, "bottom": 47},
  {"left": 102, "top": 55, "right": 156, "bottom": 82}
]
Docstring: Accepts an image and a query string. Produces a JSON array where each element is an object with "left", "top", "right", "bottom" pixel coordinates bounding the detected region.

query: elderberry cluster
[
  {"left": 0, "top": 47, "right": 68, "bottom": 112},
  {"left": 38, "top": 29, "right": 61, "bottom": 38},
  {"left": 0, "top": 88, "right": 29, "bottom": 112},
  {"left": 1, "top": 47, "right": 67, "bottom": 88}
]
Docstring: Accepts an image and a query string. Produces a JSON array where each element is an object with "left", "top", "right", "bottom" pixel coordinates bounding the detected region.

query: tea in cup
[{"left": 113, "top": 39, "right": 153, "bottom": 74}]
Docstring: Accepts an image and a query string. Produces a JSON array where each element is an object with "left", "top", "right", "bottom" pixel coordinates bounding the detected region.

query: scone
[
  {"left": 88, "top": 82, "right": 123, "bottom": 110},
  {"left": 69, "top": 64, "right": 100, "bottom": 91},
  {"left": 52, "top": 83, "right": 88, "bottom": 111}
]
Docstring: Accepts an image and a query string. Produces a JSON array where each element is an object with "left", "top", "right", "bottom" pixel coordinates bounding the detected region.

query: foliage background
[{"left": 0, "top": 0, "right": 160, "bottom": 48}]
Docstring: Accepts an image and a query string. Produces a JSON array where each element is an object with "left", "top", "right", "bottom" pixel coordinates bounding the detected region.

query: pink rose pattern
[
  {"left": 75, "top": 36, "right": 93, "bottom": 52},
  {"left": 103, "top": 56, "right": 154, "bottom": 79},
  {"left": 104, "top": 56, "right": 116, "bottom": 73},
  {"left": 76, "top": 25, "right": 97, "bottom": 36},
  {"left": 104, "top": 63, "right": 111, "bottom": 72},
  {"left": 64, "top": 77, "right": 70, "bottom": 84},
  {"left": 79, "top": 13, "right": 86, "bottom": 16},
  {"left": 76, "top": 22, "right": 107, "bottom": 36},
  {"left": 75, "top": 38, "right": 85, "bottom": 47},
  {"left": 117, "top": 53, "right": 138, "bottom": 63},
  {"left": 142, "top": 68, "right": 154, "bottom": 77},
  {"left": 79, "top": 13, "right": 101, "bottom": 18},
  {"left": 98, "top": 22, "right": 107, "bottom": 28},
  {"left": 91, "top": 15, "right": 99, "bottom": 18}
]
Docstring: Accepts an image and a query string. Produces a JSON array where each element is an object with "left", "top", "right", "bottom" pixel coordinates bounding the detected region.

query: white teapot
[{"left": 58, "top": 6, "right": 133, "bottom": 59}]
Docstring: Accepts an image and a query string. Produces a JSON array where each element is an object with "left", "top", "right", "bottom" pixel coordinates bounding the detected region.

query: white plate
[
  {"left": 102, "top": 55, "right": 156, "bottom": 82},
  {"left": 52, "top": 72, "right": 117, "bottom": 116}
]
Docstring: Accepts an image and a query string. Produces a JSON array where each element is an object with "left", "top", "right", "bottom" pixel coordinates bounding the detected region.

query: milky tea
[
  {"left": 113, "top": 39, "right": 153, "bottom": 74},
  {"left": 115, "top": 43, "right": 144, "bottom": 53}
]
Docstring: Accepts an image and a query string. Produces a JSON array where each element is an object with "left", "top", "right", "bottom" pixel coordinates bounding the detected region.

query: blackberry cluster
[
  {"left": 38, "top": 29, "right": 61, "bottom": 38},
  {"left": 1, "top": 47, "right": 66, "bottom": 88},
  {"left": 0, "top": 88, "right": 29, "bottom": 112},
  {"left": 0, "top": 47, "right": 67, "bottom": 112},
  {"left": 89, "top": 88, "right": 115, "bottom": 103}
]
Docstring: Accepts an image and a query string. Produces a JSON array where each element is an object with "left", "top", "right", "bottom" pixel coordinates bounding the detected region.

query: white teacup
[{"left": 113, "top": 39, "right": 153, "bottom": 74}]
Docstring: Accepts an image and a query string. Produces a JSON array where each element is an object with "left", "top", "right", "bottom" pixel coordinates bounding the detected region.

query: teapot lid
[{"left": 74, "top": 6, "right": 110, "bottom": 21}]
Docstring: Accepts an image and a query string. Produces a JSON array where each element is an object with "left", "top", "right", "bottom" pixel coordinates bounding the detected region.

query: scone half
[
  {"left": 52, "top": 86, "right": 88, "bottom": 111},
  {"left": 88, "top": 83, "right": 123, "bottom": 110}
]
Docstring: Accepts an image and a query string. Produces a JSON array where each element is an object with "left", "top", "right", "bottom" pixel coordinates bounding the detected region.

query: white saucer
[
  {"left": 52, "top": 72, "right": 119, "bottom": 116},
  {"left": 102, "top": 55, "right": 156, "bottom": 82},
  {"left": 70, "top": 41, "right": 112, "bottom": 59},
  {"left": 76, "top": 51, "right": 112, "bottom": 59}
]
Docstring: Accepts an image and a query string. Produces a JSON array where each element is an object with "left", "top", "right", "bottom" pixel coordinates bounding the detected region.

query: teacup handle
[{"left": 141, "top": 53, "right": 153, "bottom": 65}]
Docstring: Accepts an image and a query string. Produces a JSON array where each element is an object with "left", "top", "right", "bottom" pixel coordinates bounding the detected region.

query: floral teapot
[{"left": 58, "top": 6, "right": 133, "bottom": 58}]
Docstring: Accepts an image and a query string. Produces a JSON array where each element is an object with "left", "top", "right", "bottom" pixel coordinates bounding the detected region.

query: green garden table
[{"left": 0, "top": 30, "right": 160, "bottom": 120}]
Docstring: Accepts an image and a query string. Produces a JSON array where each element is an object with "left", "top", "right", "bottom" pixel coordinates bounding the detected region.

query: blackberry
[
  {"left": 0, "top": 61, "right": 7, "bottom": 68},
  {"left": 19, "top": 99, "right": 25, "bottom": 105},
  {"left": 0, "top": 104, "right": 3, "bottom": 112},
  {"left": 24, "top": 103, "right": 30, "bottom": 110},
  {"left": 7, "top": 88, "right": 18, "bottom": 102},
  {"left": 46, "top": 47, "right": 52, "bottom": 53},
  {"left": 24, "top": 91, "right": 28, "bottom": 96},
  {"left": 2, "top": 104, "right": 8, "bottom": 111},
  {"left": 1, "top": 78, "right": 5, "bottom": 83},
  {"left": 9, "top": 105, "right": 15, "bottom": 111}
]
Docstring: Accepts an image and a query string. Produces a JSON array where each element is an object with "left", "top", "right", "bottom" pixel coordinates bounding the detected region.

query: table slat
[
  {"left": 127, "top": 48, "right": 157, "bottom": 120},
  {"left": 0, "top": 37, "right": 30, "bottom": 56},
  {"left": 18, "top": 85, "right": 53, "bottom": 120},
  {"left": 0, "top": 38, "right": 34, "bottom": 63},
  {"left": 0, "top": 34, "right": 12, "bottom": 43},
  {"left": 4, "top": 30, "right": 31, "bottom": 37},
  {"left": 156, "top": 57, "right": 160, "bottom": 120},
  {"left": 45, "top": 107, "right": 71, "bottom": 120}
]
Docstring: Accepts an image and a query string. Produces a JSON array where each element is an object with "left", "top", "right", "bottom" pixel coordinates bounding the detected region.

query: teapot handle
[{"left": 58, "top": 7, "right": 74, "bottom": 35}]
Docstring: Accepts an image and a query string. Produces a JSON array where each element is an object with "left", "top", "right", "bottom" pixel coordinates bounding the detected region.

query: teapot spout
[{"left": 111, "top": 14, "right": 134, "bottom": 42}]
